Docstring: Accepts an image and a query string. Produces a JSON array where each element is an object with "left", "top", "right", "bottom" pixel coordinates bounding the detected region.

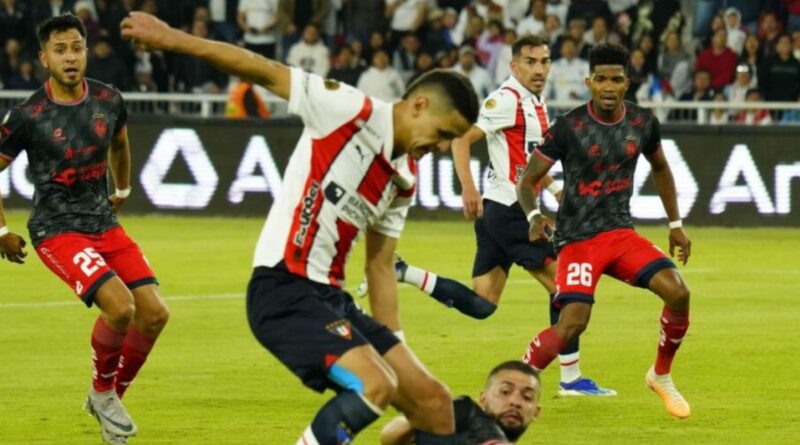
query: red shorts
[
  {"left": 554, "top": 228, "right": 675, "bottom": 306},
  {"left": 35, "top": 226, "right": 157, "bottom": 307}
]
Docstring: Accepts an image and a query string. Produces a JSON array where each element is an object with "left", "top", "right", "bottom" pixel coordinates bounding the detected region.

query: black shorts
[
  {"left": 246, "top": 265, "right": 400, "bottom": 393},
  {"left": 472, "top": 199, "right": 557, "bottom": 277}
]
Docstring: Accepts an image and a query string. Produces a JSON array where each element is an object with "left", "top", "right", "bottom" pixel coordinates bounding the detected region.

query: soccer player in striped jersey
[
  {"left": 121, "top": 12, "right": 479, "bottom": 445},
  {"left": 375, "top": 35, "right": 615, "bottom": 397}
]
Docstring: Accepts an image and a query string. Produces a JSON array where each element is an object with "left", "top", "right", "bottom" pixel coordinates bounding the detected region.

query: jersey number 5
[
  {"left": 73, "top": 247, "right": 107, "bottom": 277},
  {"left": 566, "top": 263, "right": 593, "bottom": 287}
]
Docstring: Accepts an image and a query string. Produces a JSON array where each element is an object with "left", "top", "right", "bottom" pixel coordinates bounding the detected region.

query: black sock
[
  {"left": 431, "top": 277, "right": 497, "bottom": 319},
  {"left": 550, "top": 292, "right": 579, "bottom": 355},
  {"left": 309, "top": 390, "right": 380, "bottom": 445},
  {"left": 414, "top": 430, "right": 461, "bottom": 445}
]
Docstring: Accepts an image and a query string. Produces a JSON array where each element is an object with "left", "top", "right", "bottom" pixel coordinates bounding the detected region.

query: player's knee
[
  {"left": 668, "top": 284, "right": 691, "bottom": 312},
  {"left": 141, "top": 304, "right": 170, "bottom": 336},
  {"left": 106, "top": 300, "right": 135, "bottom": 329},
  {"left": 472, "top": 298, "right": 497, "bottom": 319},
  {"left": 415, "top": 378, "right": 452, "bottom": 419},
  {"left": 559, "top": 316, "right": 589, "bottom": 342}
]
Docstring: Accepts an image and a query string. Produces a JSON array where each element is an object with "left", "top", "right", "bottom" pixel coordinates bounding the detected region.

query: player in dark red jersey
[
  {"left": 515, "top": 44, "right": 693, "bottom": 419},
  {"left": 121, "top": 11, "right": 478, "bottom": 445},
  {"left": 380, "top": 360, "right": 541, "bottom": 445},
  {"left": 0, "top": 15, "right": 168, "bottom": 443}
]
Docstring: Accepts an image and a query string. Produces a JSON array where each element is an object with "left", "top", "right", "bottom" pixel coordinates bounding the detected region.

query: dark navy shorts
[
  {"left": 472, "top": 199, "right": 557, "bottom": 277},
  {"left": 246, "top": 265, "right": 400, "bottom": 393}
]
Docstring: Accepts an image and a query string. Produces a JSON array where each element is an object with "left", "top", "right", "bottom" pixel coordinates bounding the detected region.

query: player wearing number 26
[
  {"left": 0, "top": 14, "right": 168, "bottom": 444},
  {"left": 516, "top": 44, "right": 694, "bottom": 420}
]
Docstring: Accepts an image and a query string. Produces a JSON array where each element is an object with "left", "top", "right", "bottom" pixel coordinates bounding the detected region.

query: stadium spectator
[
  {"left": 424, "top": 8, "right": 455, "bottom": 57},
  {"left": 461, "top": 13, "right": 486, "bottom": 49},
  {"left": 0, "top": 0, "right": 28, "bottom": 44},
  {"left": 493, "top": 28, "right": 516, "bottom": 85},
  {"left": 635, "top": 32, "right": 657, "bottom": 75},
  {"left": 206, "top": 0, "right": 240, "bottom": 43},
  {"left": 583, "top": 15, "right": 609, "bottom": 48},
  {"left": 786, "top": 0, "right": 800, "bottom": 33},
  {"left": 455, "top": 0, "right": 505, "bottom": 47},
  {"left": 0, "top": 38, "right": 22, "bottom": 85},
  {"left": 546, "top": 0, "right": 569, "bottom": 27},
  {"left": 673, "top": 70, "right": 713, "bottom": 122},
  {"left": 132, "top": 40, "right": 168, "bottom": 92},
  {"left": 757, "top": 11, "right": 782, "bottom": 60},
  {"left": 393, "top": 33, "right": 421, "bottom": 83},
  {"left": 3, "top": 59, "right": 39, "bottom": 90},
  {"left": 174, "top": 20, "right": 228, "bottom": 93},
  {"left": 238, "top": 0, "right": 279, "bottom": 59},
  {"left": 696, "top": 28, "right": 737, "bottom": 90},
  {"left": 342, "top": 0, "right": 385, "bottom": 46},
  {"left": 348, "top": 38, "right": 369, "bottom": 69},
  {"left": 709, "top": 91, "right": 730, "bottom": 124},
  {"left": 759, "top": 34, "right": 800, "bottom": 103},
  {"left": 551, "top": 17, "right": 586, "bottom": 59},
  {"left": 442, "top": 7, "right": 461, "bottom": 46},
  {"left": 381, "top": 361, "right": 542, "bottom": 445},
  {"left": 700, "top": 13, "right": 725, "bottom": 50},
  {"left": 726, "top": 63, "right": 755, "bottom": 104},
  {"left": 225, "top": 80, "right": 271, "bottom": 118},
  {"left": 626, "top": 48, "right": 648, "bottom": 102},
  {"left": 73, "top": 1, "right": 100, "bottom": 45},
  {"left": 516, "top": 0, "right": 546, "bottom": 37},
  {"left": 357, "top": 48, "right": 405, "bottom": 102},
  {"left": 286, "top": 23, "right": 330, "bottom": 77},
  {"left": 566, "top": 0, "right": 611, "bottom": 29},
  {"left": 385, "top": 0, "right": 426, "bottom": 50},
  {"left": 453, "top": 44, "right": 494, "bottom": 100},
  {"left": 407, "top": 51, "right": 435, "bottom": 84},
  {"left": 542, "top": 13, "right": 562, "bottom": 42},
  {"left": 86, "top": 37, "right": 131, "bottom": 91},
  {"left": 740, "top": 33, "right": 763, "bottom": 85},
  {"left": 725, "top": 7, "right": 746, "bottom": 54},
  {"left": 328, "top": 45, "right": 365, "bottom": 86},
  {"left": 363, "top": 30, "right": 387, "bottom": 66},
  {"left": 734, "top": 88, "right": 773, "bottom": 125},
  {"left": 658, "top": 31, "right": 691, "bottom": 98},
  {"left": 276, "top": 0, "right": 331, "bottom": 58},
  {"left": 545, "top": 37, "right": 589, "bottom": 100},
  {"left": 476, "top": 19, "right": 505, "bottom": 79}
]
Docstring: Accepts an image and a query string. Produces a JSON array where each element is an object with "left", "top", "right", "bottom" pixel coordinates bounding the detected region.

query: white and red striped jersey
[
  {"left": 253, "top": 68, "right": 417, "bottom": 287},
  {"left": 474, "top": 75, "right": 549, "bottom": 206}
]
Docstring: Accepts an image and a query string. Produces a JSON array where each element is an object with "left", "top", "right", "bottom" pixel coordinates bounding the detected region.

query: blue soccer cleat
[{"left": 558, "top": 377, "right": 618, "bottom": 397}]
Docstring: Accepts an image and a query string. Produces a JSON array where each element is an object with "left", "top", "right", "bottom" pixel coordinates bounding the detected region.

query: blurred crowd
[{"left": 2, "top": 0, "right": 800, "bottom": 123}]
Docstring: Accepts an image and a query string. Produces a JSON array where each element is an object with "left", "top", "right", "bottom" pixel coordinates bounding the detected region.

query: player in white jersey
[
  {"left": 378, "top": 35, "right": 615, "bottom": 396},
  {"left": 120, "top": 12, "right": 479, "bottom": 445}
]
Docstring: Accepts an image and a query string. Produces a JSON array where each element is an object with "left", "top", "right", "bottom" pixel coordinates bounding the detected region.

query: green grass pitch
[{"left": 1, "top": 211, "right": 799, "bottom": 444}]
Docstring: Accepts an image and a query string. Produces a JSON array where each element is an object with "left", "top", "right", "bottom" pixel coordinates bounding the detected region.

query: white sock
[
  {"left": 401, "top": 265, "right": 438, "bottom": 295},
  {"left": 559, "top": 352, "right": 582, "bottom": 383},
  {"left": 296, "top": 426, "right": 320, "bottom": 445}
]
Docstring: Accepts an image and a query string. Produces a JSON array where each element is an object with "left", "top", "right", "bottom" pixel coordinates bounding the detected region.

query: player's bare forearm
[
  {"left": 108, "top": 129, "right": 131, "bottom": 191},
  {"left": 516, "top": 155, "right": 552, "bottom": 215},
  {"left": 121, "top": 12, "right": 290, "bottom": 100},
  {"left": 452, "top": 126, "right": 483, "bottom": 190},
  {"left": 365, "top": 229, "right": 402, "bottom": 332},
  {"left": 647, "top": 148, "right": 681, "bottom": 222}
]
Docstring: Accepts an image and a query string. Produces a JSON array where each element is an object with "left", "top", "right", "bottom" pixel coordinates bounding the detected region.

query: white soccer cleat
[
  {"left": 84, "top": 389, "right": 138, "bottom": 437},
  {"left": 645, "top": 367, "right": 691, "bottom": 419}
]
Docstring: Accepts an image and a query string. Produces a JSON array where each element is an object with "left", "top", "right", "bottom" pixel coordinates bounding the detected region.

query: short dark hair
[
  {"left": 589, "top": 43, "right": 629, "bottom": 74},
  {"left": 37, "top": 13, "right": 86, "bottom": 48},
  {"left": 512, "top": 34, "right": 549, "bottom": 58},
  {"left": 404, "top": 69, "right": 479, "bottom": 123},
  {"left": 486, "top": 361, "right": 541, "bottom": 387}
]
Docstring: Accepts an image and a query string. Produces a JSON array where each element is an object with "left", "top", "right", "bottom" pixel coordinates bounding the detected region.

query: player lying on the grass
[
  {"left": 121, "top": 12, "right": 479, "bottom": 445},
  {"left": 380, "top": 360, "right": 541, "bottom": 445},
  {"left": 0, "top": 14, "right": 169, "bottom": 444},
  {"left": 361, "top": 35, "right": 615, "bottom": 397},
  {"left": 517, "top": 43, "right": 693, "bottom": 419}
]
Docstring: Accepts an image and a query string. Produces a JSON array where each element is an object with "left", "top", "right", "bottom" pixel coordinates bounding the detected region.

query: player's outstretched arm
[
  {"left": 0, "top": 159, "right": 27, "bottom": 264},
  {"left": 120, "top": 12, "right": 290, "bottom": 100},
  {"left": 646, "top": 147, "right": 691, "bottom": 265},
  {"left": 452, "top": 126, "right": 485, "bottom": 219},
  {"left": 108, "top": 128, "right": 131, "bottom": 214},
  {"left": 516, "top": 155, "right": 554, "bottom": 242},
  {"left": 365, "top": 229, "right": 402, "bottom": 333}
]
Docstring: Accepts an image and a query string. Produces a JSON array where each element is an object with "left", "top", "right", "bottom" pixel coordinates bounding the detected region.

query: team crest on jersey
[
  {"left": 52, "top": 127, "right": 66, "bottom": 142},
  {"left": 625, "top": 136, "right": 638, "bottom": 158},
  {"left": 324, "top": 79, "right": 340, "bottom": 90},
  {"left": 588, "top": 144, "right": 601, "bottom": 157},
  {"left": 325, "top": 319, "right": 352, "bottom": 340},
  {"left": 485, "top": 98, "right": 496, "bottom": 109},
  {"left": 92, "top": 113, "right": 107, "bottom": 138}
]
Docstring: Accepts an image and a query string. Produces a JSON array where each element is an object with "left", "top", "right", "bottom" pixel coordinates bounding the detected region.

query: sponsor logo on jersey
[
  {"left": 578, "top": 177, "right": 632, "bottom": 197},
  {"left": 324, "top": 79, "right": 340, "bottom": 90},
  {"left": 588, "top": 144, "right": 601, "bottom": 157},
  {"left": 325, "top": 181, "right": 346, "bottom": 204},
  {"left": 52, "top": 127, "right": 66, "bottom": 142},
  {"left": 75, "top": 281, "right": 84, "bottom": 295},
  {"left": 325, "top": 319, "right": 352, "bottom": 340},
  {"left": 293, "top": 180, "right": 321, "bottom": 247}
]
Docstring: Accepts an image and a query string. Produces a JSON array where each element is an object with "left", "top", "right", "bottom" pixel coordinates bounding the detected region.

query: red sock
[
  {"left": 655, "top": 307, "right": 690, "bottom": 375},
  {"left": 522, "top": 327, "right": 566, "bottom": 371},
  {"left": 115, "top": 327, "right": 158, "bottom": 399},
  {"left": 91, "top": 318, "right": 126, "bottom": 392}
]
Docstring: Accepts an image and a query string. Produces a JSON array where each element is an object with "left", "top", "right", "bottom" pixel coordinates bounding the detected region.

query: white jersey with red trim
[
  {"left": 253, "top": 68, "right": 416, "bottom": 287},
  {"left": 474, "top": 75, "right": 549, "bottom": 206}
]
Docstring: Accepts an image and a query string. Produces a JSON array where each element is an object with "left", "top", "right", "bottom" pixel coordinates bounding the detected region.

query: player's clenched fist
[
  {"left": 528, "top": 213, "right": 553, "bottom": 242},
  {"left": 120, "top": 12, "right": 178, "bottom": 51},
  {"left": 0, "top": 231, "right": 27, "bottom": 264}
]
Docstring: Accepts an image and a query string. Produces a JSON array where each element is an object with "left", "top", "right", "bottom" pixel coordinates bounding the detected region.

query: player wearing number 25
[
  {"left": 0, "top": 14, "right": 168, "bottom": 444},
  {"left": 516, "top": 44, "right": 694, "bottom": 420}
]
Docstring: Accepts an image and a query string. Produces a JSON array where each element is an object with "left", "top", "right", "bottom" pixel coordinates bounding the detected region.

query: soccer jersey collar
[
  {"left": 587, "top": 100, "right": 627, "bottom": 125},
  {"left": 45, "top": 78, "right": 89, "bottom": 106},
  {"left": 503, "top": 75, "right": 545, "bottom": 105}
]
